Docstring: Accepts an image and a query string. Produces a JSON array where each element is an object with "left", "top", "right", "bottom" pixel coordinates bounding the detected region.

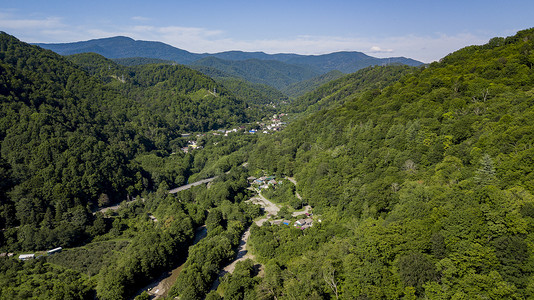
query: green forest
[{"left": 2, "top": 28, "right": 534, "bottom": 299}]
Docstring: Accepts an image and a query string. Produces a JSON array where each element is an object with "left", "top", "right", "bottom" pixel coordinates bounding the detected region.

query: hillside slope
[
  {"left": 282, "top": 70, "right": 345, "bottom": 98},
  {"left": 0, "top": 33, "right": 246, "bottom": 248},
  {"left": 190, "top": 57, "right": 320, "bottom": 90},
  {"left": 246, "top": 28, "right": 534, "bottom": 299},
  {"left": 290, "top": 65, "right": 417, "bottom": 113}
]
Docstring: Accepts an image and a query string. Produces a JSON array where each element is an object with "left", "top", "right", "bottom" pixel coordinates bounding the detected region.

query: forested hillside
[
  {"left": 242, "top": 28, "right": 534, "bottom": 299},
  {"left": 190, "top": 57, "right": 320, "bottom": 90},
  {"left": 0, "top": 32, "right": 246, "bottom": 249},
  {"left": 290, "top": 64, "right": 417, "bottom": 114},
  {"left": 282, "top": 70, "right": 344, "bottom": 99},
  {"left": 0, "top": 32, "right": 264, "bottom": 300},
  {"left": 189, "top": 65, "right": 289, "bottom": 106}
]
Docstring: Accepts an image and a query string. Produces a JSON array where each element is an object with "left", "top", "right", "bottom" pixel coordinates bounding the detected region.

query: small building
[
  {"left": 247, "top": 176, "right": 257, "bottom": 183},
  {"left": 272, "top": 220, "right": 282, "bottom": 226},
  {"left": 282, "top": 220, "right": 291, "bottom": 226},
  {"left": 18, "top": 254, "right": 35, "bottom": 260},
  {"left": 47, "top": 247, "right": 62, "bottom": 255},
  {"left": 295, "top": 218, "right": 313, "bottom": 227},
  {"left": 268, "top": 179, "right": 277, "bottom": 185},
  {"left": 295, "top": 219, "right": 306, "bottom": 226}
]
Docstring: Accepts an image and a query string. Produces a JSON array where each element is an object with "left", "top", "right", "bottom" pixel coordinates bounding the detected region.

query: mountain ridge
[{"left": 34, "top": 36, "right": 424, "bottom": 74}]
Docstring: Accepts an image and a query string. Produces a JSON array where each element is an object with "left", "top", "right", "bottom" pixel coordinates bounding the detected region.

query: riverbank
[{"left": 133, "top": 226, "right": 207, "bottom": 299}]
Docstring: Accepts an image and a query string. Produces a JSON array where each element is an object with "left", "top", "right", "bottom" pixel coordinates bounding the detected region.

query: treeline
[{"left": 240, "top": 28, "right": 534, "bottom": 298}]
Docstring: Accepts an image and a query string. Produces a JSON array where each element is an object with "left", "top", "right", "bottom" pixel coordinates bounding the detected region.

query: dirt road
[{"left": 248, "top": 193, "right": 280, "bottom": 221}]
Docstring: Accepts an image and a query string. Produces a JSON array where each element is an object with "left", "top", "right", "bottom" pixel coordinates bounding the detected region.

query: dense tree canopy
[{"left": 245, "top": 28, "right": 534, "bottom": 299}]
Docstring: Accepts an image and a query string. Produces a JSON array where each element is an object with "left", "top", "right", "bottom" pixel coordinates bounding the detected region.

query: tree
[
  {"left": 397, "top": 252, "right": 438, "bottom": 294},
  {"left": 475, "top": 154, "right": 497, "bottom": 186}
]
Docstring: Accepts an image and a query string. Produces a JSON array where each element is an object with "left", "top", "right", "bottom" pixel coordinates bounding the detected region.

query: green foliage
[
  {"left": 112, "top": 57, "right": 175, "bottom": 66},
  {"left": 191, "top": 57, "right": 319, "bottom": 90},
  {"left": 247, "top": 28, "right": 534, "bottom": 299},
  {"left": 47, "top": 240, "right": 129, "bottom": 276},
  {"left": 0, "top": 33, "right": 251, "bottom": 251},
  {"left": 290, "top": 65, "right": 417, "bottom": 114},
  {"left": 261, "top": 179, "right": 300, "bottom": 207},
  {"left": 282, "top": 70, "right": 344, "bottom": 98},
  {"left": 0, "top": 259, "right": 93, "bottom": 299},
  {"left": 217, "top": 259, "right": 258, "bottom": 300},
  {"left": 4, "top": 27, "right": 534, "bottom": 299}
]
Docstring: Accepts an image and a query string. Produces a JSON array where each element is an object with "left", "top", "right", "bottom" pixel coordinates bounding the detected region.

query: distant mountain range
[
  {"left": 36, "top": 36, "right": 423, "bottom": 72},
  {"left": 35, "top": 36, "right": 423, "bottom": 91}
]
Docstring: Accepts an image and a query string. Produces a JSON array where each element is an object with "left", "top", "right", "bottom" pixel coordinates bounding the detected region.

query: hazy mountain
[
  {"left": 282, "top": 51, "right": 423, "bottom": 73},
  {"left": 190, "top": 57, "right": 320, "bottom": 90},
  {"left": 112, "top": 57, "right": 176, "bottom": 66},
  {"left": 35, "top": 36, "right": 202, "bottom": 64},
  {"left": 35, "top": 36, "right": 424, "bottom": 74}
]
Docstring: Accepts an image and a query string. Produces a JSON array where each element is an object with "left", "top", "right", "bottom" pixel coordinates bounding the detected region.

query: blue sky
[{"left": 1, "top": 0, "right": 533, "bottom": 62}]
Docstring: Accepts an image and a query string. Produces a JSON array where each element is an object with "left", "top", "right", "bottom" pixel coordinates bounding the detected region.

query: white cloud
[
  {"left": 369, "top": 46, "right": 393, "bottom": 53},
  {"left": 0, "top": 15, "right": 64, "bottom": 30},
  {"left": 131, "top": 16, "right": 150, "bottom": 22}
]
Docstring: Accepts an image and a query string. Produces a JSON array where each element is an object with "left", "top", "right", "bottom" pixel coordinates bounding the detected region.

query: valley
[{"left": 1, "top": 28, "right": 534, "bottom": 300}]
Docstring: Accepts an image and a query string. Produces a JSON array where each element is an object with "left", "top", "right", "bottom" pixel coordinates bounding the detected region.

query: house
[
  {"left": 272, "top": 220, "right": 282, "bottom": 225},
  {"left": 47, "top": 247, "right": 62, "bottom": 255},
  {"left": 295, "top": 218, "right": 313, "bottom": 228},
  {"left": 268, "top": 179, "right": 277, "bottom": 185},
  {"left": 18, "top": 254, "right": 35, "bottom": 260},
  {"left": 295, "top": 219, "right": 307, "bottom": 226},
  {"left": 247, "top": 176, "right": 257, "bottom": 183}
]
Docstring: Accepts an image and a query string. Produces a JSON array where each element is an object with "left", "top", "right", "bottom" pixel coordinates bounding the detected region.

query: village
[
  {"left": 246, "top": 174, "right": 315, "bottom": 230},
  {"left": 181, "top": 114, "right": 288, "bottom": 153}
]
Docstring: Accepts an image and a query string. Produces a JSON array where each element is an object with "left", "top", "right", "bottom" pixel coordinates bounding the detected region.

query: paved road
[
  {"left": 93, "top": 177, "right": 217, "bottom": 215},
  {"left": 168, "top": 177, "right": 217, "bottom": 194}
]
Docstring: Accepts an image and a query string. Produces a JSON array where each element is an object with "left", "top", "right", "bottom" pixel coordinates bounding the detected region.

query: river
[{"left": 133, "top": 225, "right": 207, "bottom": 299}]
